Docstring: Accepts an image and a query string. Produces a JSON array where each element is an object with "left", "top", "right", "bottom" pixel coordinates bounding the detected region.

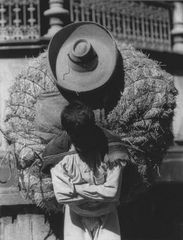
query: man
[{"left": 49, "top": 101, "right": 128, "bottom": 240}]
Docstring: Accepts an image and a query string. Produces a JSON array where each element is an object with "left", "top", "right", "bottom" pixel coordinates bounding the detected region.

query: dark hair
[
  {"left": 61, "top": 101, "right": 95, "bottom": 151},
  {"left": 61, "top": 101, "right": 108, "bottom": 169},
  {"left": 61, "top": 100, "right": 95, "bottom": 135}
]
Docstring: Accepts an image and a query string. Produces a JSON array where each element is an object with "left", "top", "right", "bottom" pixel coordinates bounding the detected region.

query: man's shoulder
[
  {"left": 43, "top": 127, "right": 128, "bottom": 156},
  {"left": 43, "top": 131, "right": 70, "bottom": 157},
  {"left": 101, "top": 128, "right": 129, "bottom": 164},
  {"left": 101, "top": 127, "right": 121, "bottom": 143}
]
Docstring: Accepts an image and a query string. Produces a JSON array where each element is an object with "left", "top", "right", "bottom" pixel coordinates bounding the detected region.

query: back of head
[
  {"left": 61, "top": 100, "right": 95, "bottom": 137},
  {"left": 61, "top": 101, "right": 108, "bottom": 158}
]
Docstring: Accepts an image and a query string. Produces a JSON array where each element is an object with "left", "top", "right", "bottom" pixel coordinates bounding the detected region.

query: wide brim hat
[{"left": 48, "top": 21, "right": 122, "bottom": 93}]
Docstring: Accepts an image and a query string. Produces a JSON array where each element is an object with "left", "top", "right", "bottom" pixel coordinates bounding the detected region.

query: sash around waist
[{"left": 69, "top": 202, "right": 118, "bottom": 217}]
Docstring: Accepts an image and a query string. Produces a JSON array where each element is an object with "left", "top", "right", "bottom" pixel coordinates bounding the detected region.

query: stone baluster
[
  {"left": 85, "top": 5, "right": 90, "bottom": 21},
  {"left": 13, "top": 2, "right": 22, "bottom": 39},
  {"left": 131, "top": 12, "right": 136, "bottom": 41},
  {"left": 80, "top": 0, "right": 85, "bottom": 21},
  {"left": 149, "top": 7, "right": 155, "bottom": 48},
  {"left": 122, "top": 11, "right": 126, "bottom": 39},
  {"left": 172, "top": 3, "right": 183, "bottom": 143},
  {"left": 140, "top": 3, "right": 145, "bottom": 47},
  {"left": 116, "top": 10, "right": 121, "bottom": 37},
  {"left": 91, "top": 4, "right": 96, "bottom": 23},
  {"left": 96, "top": 5, "right": 101, "bottom": 24},
  {"left": 171, "top": 2, "right": 183, "bottom": 53},
  {"left": 135, "top": 11, "right": 140, "bottom": 41},
  {"left": 0, "top": 3, "right": 6, "bottom": 40},
  {"left": 44, "top": 0, "right": 68, "bottom": 39},
  {"left": 101, "top": 6, "right": 106, "bottom": 27},
  {"left": 111, "top": 8, "right": 117, "bottom": 37}
]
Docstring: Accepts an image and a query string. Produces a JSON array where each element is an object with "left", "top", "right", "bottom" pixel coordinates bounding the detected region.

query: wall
[
  {"left": 0, "top": 59, "right": 29, "bottom": 150},
  {"left": 0, "top": 205, "right": 63, "bottom": 240},
  {"left": 0, "top": 58, "right": 62, "bottom": 240},
  {"left": 173, "top": 74, "right": 183, "bottom": 141}
]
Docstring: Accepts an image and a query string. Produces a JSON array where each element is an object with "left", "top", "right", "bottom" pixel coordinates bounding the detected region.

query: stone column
[
  {"left": 171, "top": 2, "right": 183, "bottom": 53},
  {"left": 173, "top": 74, "right": 183, "bottom": 143},
  {"left": 44, "top": 0, "right": 69, "bottom": 39},
  {"left": 171, "top": 2, "right": 183, "bottom": 143}
]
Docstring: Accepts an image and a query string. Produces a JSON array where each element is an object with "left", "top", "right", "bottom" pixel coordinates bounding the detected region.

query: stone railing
[
  {"left": 0, "top": 0, "right": 174, "bottom": 51},
  {"left": 0, "top": 0, "right": 40, "bottom": 42},
  {"left": 70, "top": 0, "right": 172, "bottom": 51}
]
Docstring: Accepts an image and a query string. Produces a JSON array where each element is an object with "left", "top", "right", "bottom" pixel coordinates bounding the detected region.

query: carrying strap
[
  {"left": 42, "top": 150, "right": 77, "bottom": 174},
  {"left": 44, "top": 150, "right": 77, "bottom": 162},
  {"left": 42, "top": 141, "right": 129, "bottom": 173}
]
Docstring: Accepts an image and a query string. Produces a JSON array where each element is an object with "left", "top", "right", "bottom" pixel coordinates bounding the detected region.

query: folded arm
[
  {"left": 51, "top": 146, "right": 128, "bottom": 204},
  {"left": 75, "top": 163, "right": 125, "bottom": 202},
  {"left": 51, "top": 162, "right": 86, "bottom": 204}
]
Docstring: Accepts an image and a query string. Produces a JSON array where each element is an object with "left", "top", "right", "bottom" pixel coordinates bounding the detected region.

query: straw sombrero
[{"left": 48, "top": 22, "right": 123, "bottom": 100}]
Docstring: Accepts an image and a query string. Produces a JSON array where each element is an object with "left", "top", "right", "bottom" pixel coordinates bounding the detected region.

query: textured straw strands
[{"left": 4, "top": 42, "right": 177, "bottom": 211}]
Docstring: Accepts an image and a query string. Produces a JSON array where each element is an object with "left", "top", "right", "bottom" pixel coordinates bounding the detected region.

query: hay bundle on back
[
  {"left": 4, "top": 42, "right": 177, "bottom": 212},
  {"left": 102, "top": 42, "right": 177, "bottom": 200}
]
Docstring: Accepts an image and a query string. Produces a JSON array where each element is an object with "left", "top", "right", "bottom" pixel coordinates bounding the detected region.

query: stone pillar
[
  {"left": 44, "top": 0, "right": 69, "bottom": 39},
  {"left": 173, "top": 74, "right": 183, "bottom": 143},
  {"left": 171, "top": 2, "right": 183, "bottom": 143},
  {"left": 171, "top": 2, "right": 183, "bottom": 53}
]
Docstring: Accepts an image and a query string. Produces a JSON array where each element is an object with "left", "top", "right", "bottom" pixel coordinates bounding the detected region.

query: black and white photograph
[{"left": 0, "top": 1, "right": 182, "bottom": 239}]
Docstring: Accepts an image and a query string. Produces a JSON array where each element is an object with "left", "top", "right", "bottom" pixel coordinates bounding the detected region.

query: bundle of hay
[
  {"left": 103, "top": 42, "right": 177, "bottom": 200},
  {"left": 4, "top": 42, "right": 177, "bottom": 212}
]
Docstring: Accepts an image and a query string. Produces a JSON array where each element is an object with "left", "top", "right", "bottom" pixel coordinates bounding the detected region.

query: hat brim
[{"left": 48, "top": 22, "right": 118, "bottom": 92}]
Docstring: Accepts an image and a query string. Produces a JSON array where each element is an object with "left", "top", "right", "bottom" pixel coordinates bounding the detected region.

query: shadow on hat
[{"left": 48, "top": 21, "right": 124, "bottom": 112}]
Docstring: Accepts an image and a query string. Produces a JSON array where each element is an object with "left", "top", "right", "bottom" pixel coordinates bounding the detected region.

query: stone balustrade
[
  {"left": 0, "top": 0, "right": 41, "bottom": 41},
  {"left": 70, "top": 0, "right": 172, "bottom": 51}
]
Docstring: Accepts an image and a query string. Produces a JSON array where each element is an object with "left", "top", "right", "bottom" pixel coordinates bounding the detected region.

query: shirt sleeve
[
  {"left": 74, "top": 140, "right": 129, "bottom": 202},
  {"left": 75, "top": 162, "right": 125, "bottom": 202},
  {"left": 50, "top": 156, "right": 86, "bottom": 204}
]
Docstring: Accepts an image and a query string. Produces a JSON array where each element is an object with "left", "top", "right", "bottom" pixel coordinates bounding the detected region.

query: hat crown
[
  {"left": 72, "top": 39, "right": 90, "bottom": 58},
  {"left": 68, "top": 39, "right": 98, "bottom": 72}
]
